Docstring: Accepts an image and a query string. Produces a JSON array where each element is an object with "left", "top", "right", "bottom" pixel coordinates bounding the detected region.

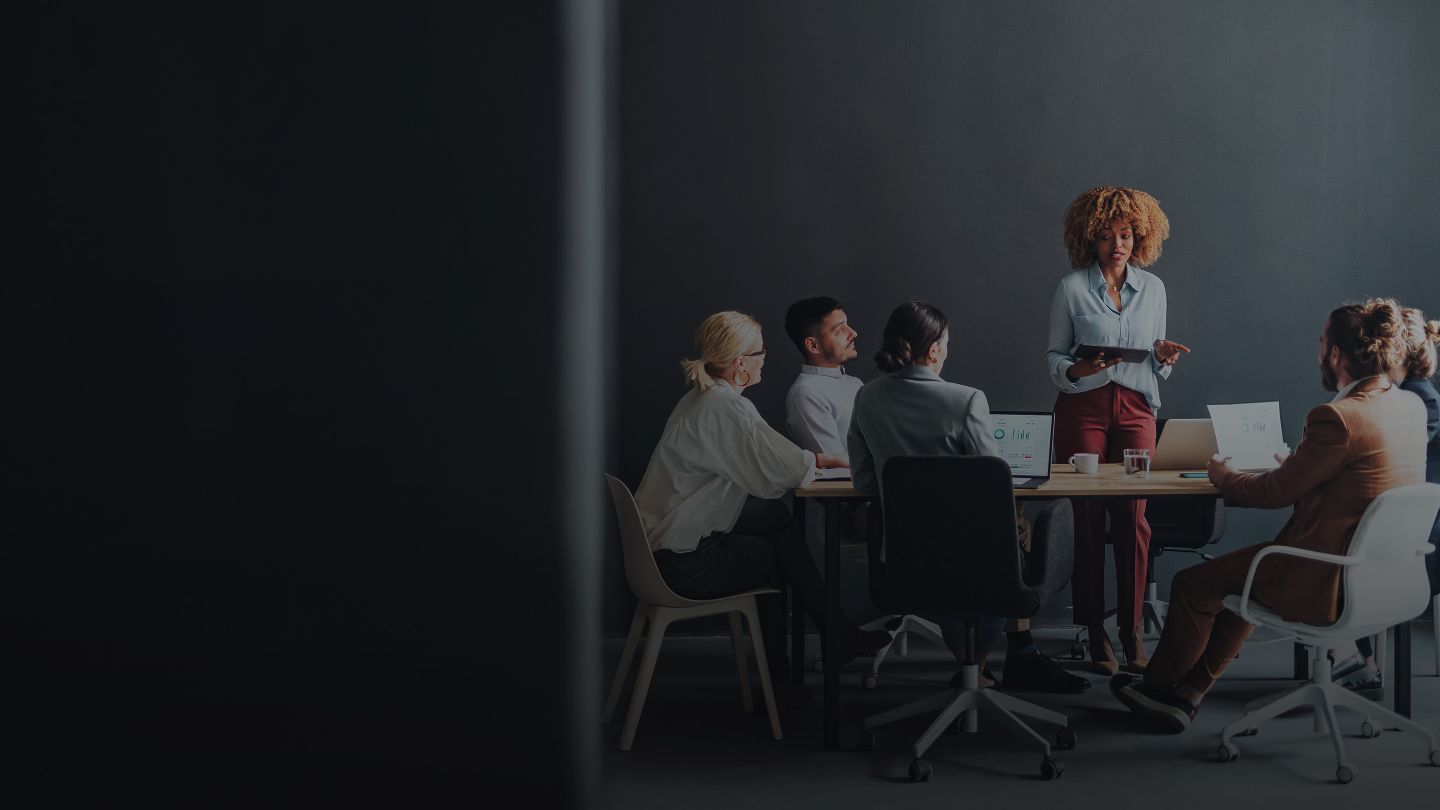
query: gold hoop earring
[{"left": 735, "top": 368, "right": 753, "bottom": 387}]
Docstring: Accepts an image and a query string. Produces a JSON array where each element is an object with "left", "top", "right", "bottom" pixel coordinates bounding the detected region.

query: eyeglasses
[{"left": 744, "top": 348, "right": 768, "bottom": 357}]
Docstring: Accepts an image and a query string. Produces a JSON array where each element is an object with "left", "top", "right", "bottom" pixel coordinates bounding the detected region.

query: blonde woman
[
  {"left": 634, "top": 311, "right": 890, "bottom": 692},
  {"left": 1045, "top": 186, "right": 1190, "bottom": 675}
]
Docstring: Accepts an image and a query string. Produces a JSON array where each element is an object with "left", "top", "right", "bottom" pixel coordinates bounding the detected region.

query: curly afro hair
[{"left": 1063, "top": 186, "right": 1171, "bottom": 269}]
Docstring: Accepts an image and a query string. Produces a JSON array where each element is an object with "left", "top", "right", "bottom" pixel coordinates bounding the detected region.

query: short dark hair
[
  {"left": 875, "top": 301, "right": 948, "bottom": 373},
  {"left": 784, "top": 296, "right": 844, "bottom": 358},
  {"left": 1325, "top": 298, "right": 1408, "bottom": 381}
]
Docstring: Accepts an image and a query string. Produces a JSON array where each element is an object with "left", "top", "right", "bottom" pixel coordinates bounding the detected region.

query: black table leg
[
  {"left": 790, "top": 499, "right": 807, "bottom": 685},
  {"left": 823, "top": 499, "right": 842, "bottom": 750},
  {"left": 1293, "top": 642, "right": 1308, "bottom": 680},
  {"left": 1395, "top": 622, "right": 1412, "bottom": 718}
]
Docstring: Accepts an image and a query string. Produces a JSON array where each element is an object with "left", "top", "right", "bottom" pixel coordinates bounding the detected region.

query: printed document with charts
[{"left": 1206, "top": 401, "right": 1284, "bottom": 472}]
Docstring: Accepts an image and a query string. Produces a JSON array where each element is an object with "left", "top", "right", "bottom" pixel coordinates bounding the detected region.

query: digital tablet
[{"left": 1074, "top": 344, "right": 1152, "bottom": 364}]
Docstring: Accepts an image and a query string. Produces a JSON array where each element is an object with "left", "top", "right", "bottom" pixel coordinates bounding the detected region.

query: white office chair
[
  {"left": 1216, "top": 483, "right": 1440, "bottom": 783},
  {"left": 601, "top": 475, "right": 783, "bottom": 751},
  {"left": 855, "top": 615, "right": 948, "bottom": 689}
]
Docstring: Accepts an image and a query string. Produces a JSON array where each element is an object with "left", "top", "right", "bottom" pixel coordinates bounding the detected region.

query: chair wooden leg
[
  {"left": 619, "top": 609, "right": 669, "bottom": 751},
  {"left": 729, "top": 611, "right": 754, "bottom": 713},
  {"left": 603, "top": 607, "right": 647, "bottom": 724},
  {"left": 741, "top": 600, "right": 783, "bottom": 741}
]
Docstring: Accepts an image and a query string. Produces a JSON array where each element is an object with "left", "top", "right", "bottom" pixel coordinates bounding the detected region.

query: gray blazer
[{"left": 848, "top": 364, "right": 1000, "bottom": 494}]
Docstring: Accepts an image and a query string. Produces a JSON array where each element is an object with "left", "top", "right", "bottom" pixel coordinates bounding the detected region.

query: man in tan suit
[{"left": 1114, "top": 299, "right": 1426, "bottom": 732}]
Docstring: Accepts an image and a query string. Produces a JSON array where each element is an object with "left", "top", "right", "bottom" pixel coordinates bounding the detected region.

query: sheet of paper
[{"left": 1207, "top": 401, "right": 1284, "bottom": 471}]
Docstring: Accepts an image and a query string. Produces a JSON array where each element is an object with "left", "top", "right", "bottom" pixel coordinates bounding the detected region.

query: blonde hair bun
[{"left": 680, "top": 311, "right": 763, "bottom": 392}]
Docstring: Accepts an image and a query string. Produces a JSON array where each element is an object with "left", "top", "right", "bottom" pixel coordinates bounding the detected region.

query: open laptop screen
[{"left": 990, "top": 410, "right": 1055, "bottom": 483}]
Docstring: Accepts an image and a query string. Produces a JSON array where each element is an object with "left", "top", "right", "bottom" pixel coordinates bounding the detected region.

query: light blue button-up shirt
[{"left": 1045, "top": 264, "right": 1172, "bottom": 410}]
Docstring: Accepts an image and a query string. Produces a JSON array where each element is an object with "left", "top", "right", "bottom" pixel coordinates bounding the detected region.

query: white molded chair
[
  {"left": 1217, "top": 483, "right": 1440, "bottom": 783},
  {"left": 601, "top": 475, "right": 782, "bottom": 751}
]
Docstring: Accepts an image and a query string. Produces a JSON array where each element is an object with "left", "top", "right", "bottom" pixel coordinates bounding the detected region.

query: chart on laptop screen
[{"left": 991, "top": 412, "right": 1054, "bottom": 478}]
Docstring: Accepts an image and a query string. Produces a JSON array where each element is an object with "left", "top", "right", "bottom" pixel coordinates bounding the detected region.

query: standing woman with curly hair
[{"left": 1045, "top": 187, "right": 1191, "bottom": 675}]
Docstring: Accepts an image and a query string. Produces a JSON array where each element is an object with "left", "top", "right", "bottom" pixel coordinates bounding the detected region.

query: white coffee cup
[{"left": 1068, "top": 453, "right": 1100, "bottom": 475}]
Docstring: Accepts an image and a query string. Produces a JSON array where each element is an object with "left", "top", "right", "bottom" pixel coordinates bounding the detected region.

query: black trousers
[{"left": 654, "top": 497, "right": 835, "bottom": 681}]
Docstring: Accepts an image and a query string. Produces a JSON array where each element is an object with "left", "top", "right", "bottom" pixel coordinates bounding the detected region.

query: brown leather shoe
[{"left": 1087, "top": 625, "right": 1119, "bottom": 675}]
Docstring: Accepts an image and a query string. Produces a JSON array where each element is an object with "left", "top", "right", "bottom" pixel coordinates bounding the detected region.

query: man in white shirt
[{"left": 784, "top": 297, "right": 862, "bottom": 459}]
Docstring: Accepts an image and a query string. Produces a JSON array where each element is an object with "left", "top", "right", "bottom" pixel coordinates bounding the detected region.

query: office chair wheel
[
  {"left": 1055, "top": 727, "right": 1077, "bottom": 750},
  {"left": 1360, "top": 721, "right": 1380, "bottom": 739},
  {"left": 810, "top": 657, "right": 824, "bottom": 673},
  {"left": 861, "top": 673, "right": 878, "bottom": 690},
  {"left": 1428, "top": 749, "right": 1440, "bottom": 766},
  {"left": 1336, "top": 763, "right": 1355, "bottom": 784},
  {"left": 1216, "top": 742, "right": 1239, "bottom": 763},
  {"left": 908, "top": 758, "right": 932, "bottom": 782},
  {"left": 1040, "top": 757, "right": 1064, "bottom": 780},
  {"left": 857, "top": 729, "right": 875, "bottom": 753},
  {"left": 1070, "top": 643, "right": 1085, "bottom": 659}
]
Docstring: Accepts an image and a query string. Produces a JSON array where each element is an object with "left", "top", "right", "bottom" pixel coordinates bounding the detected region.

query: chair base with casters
[
  {"left": 1217, "top": 639, "right": 1439, "bottom": 782},
  {"left": 1214, "top": 483, "right": 1440, "bottom": 785},
  {"left": 860, "top": 623, "right": 1073, "bottom": 781},
  {"left": 811, "top": 614, "right": 947, "bottom": 689},
  {"left": 602, "top": 473, "right": 783, "bottom": 751}
]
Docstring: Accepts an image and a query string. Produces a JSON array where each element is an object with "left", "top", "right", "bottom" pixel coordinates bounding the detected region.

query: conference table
[{"left": 792, "top": 463, "right": 1420, "bottom": 749}]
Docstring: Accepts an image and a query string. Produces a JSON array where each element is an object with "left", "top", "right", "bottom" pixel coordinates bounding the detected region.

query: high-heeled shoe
[
  {"left": 1120, "top": 627, "right": 1150, "bottom": 674},
  {"left": 1087, "top": 624, "right": 1119, "bottom": 675}
]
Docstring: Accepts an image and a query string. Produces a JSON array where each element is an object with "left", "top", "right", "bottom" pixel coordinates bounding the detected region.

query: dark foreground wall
[
  {"left": 611, "top": 0, "right": 1440, "bottom": 632},
  {"left": 13, "top": 3, "right": 607, "bottom": 805}
]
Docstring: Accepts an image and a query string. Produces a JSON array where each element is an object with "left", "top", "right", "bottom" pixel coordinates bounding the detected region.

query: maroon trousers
[{"left": 1054, "top": 383, "right": 1156, "bottom": 633}]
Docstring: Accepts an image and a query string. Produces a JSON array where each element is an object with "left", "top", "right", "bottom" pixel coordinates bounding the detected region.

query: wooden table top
[{"left": 795, "top": 463, "right": 1220, "bottom": 499}]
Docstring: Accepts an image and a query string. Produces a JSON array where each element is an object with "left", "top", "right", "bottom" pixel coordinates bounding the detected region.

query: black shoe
[
  {"left": 1115, "top": 681, "right": 1197, "bottom": 733},
  {"left": 1109, "top": 672, "right": 1142, "bottom": 699},
  {"left": 1337, "top": 666, "right": 1385, "bottom": 701},
  {"left": 1001, "top": 652, "right": 1092, "bottom": 694}
]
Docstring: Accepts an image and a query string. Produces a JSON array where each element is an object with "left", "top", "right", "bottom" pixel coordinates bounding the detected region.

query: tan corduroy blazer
[{"left": 1222, "top": 377, "right": 1426, "bottom": 624}]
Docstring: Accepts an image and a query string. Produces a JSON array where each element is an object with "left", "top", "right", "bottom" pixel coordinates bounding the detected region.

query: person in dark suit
[{"left": 1112, "top": 299, "right": 1425, "bottom": 732}]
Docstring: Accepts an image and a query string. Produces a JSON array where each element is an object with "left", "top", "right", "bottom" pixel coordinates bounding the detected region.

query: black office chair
[{"left": 859, "top": 456, "right": 1076, "bottom": 781}]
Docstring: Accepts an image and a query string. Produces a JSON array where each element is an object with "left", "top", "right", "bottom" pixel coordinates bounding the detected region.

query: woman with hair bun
[
  {"left": 848, "top": 302, "right": 1090, "bottom": 693},
  {"left": 635, "top": 311, "right": 890, "bottom": 691},
  {"left": 1400, "top": 308, "right": 1440, "bottom": 598},
  {"left": 1331, "top": 303, "right": 1440, "bottom": 696},
  {"left": 1045, "top": 186, "right": 1190, "bottom": 675}
]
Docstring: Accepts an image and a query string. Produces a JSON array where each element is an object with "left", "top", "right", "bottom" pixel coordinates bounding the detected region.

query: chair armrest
[
  {"left": 1025, "top": 500, "right": 1074, "bottom": 602},
  {"left": 1235, "top": 545, "right": 1365, "bottom": 625}
]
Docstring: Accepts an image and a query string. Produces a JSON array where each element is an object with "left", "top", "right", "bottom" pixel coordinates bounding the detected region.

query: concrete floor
[{"left": 599, "top": 624, "right": 1440, "bottom": 810}]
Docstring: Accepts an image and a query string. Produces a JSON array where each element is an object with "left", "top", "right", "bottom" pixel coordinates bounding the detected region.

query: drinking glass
[{"left": 1124, "top": 448, "right": 1151, "bottom": 479}]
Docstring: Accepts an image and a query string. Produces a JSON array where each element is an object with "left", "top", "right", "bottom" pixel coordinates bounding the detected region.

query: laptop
[
  {"left": 990, "top": 410, "right": 1055, "bottom": 489},
  {"left": 1152, "top": 418, "right": 1219, "bottom": 470}
]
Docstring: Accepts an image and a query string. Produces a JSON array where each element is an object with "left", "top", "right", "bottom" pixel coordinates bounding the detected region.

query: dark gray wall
[
  {"left": 14, "top": 3, "right": 607, "bottom": 805},
  {"left": 610, "top": 0, "right": 1440, "bottom": 633}
]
